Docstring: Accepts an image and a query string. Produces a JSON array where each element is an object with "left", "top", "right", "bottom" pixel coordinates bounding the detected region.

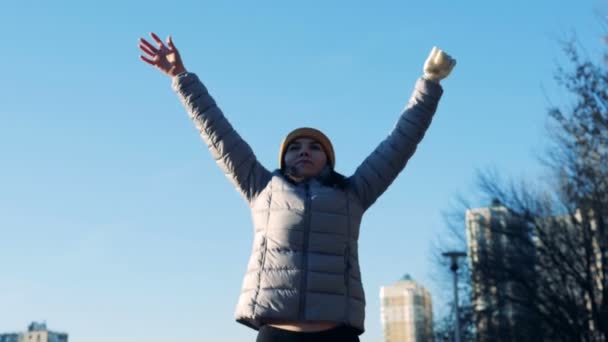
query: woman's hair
[{"left": 320, "top": 169, "right": 349, "bottom": 190}]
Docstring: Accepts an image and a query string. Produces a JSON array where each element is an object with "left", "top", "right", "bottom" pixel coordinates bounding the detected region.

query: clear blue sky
[{"left": 1, "top": 1, "right": 605, "bottom": 341}]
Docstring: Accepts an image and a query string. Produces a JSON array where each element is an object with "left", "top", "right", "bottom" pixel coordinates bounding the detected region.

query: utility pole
[{"left": 442, "top": 251, "right": 467, "bottom": 342}]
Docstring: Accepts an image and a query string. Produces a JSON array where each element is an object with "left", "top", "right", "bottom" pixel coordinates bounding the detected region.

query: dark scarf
[{"left": 281, "top": 165, "right": 349, "bottom": 190}]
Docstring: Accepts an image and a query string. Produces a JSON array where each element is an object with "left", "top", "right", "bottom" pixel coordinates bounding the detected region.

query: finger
[
  {"left": 436, "top": 49, "right": 449, "bottom": 65},
  {"left": 430, "top": 46, "right": 439, "bottom": 59},
  {"left": 150, "top": 32, "right": 167, "bottom": 49},
  {"left": 167, "top": 35, "right": 177, "bottom": 51},
  {"left": 140, "top": 55, "right": 156, "bottom": 65},
  {"left": 434, "top": 51, "right": 442, "bottom": 65},
  {"left": 443, "top": 52, "right": 453, "bottom": 62},
  {"left": 445, "top": 55, "right": 455, "bottom": 69},
  {"left": 139, "top": 44, "right": 156, "bottom": 57},
  {"left": 139, "top": 38, "right": 159, "bottom": 54}
]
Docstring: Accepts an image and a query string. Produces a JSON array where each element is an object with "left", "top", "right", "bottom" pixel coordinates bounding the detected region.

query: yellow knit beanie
[{"left": 279, "top": 127, "right": 335, "bottom": 170}]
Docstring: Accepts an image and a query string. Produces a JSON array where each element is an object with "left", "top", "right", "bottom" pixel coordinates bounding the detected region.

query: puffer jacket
[{"left": 172, "top": 72, "right": 443, "bottom": 334}]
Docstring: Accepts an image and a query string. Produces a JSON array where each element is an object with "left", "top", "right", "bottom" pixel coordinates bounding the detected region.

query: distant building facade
[
  {"left": 0, "top": 334, "right": 19, "bottom": 342},
  {"left": 465, "top": 201, "right": 537, "bottom": 341},
  {"left": 0, "top": 322, "right": 67, "bottom": 342},
  {"left": 380, "top": 275, "right": 433, "bottom": 342}
]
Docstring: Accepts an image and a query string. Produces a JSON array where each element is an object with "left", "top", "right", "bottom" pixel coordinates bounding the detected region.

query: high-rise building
[
  {"left": 0, "top": 322, "right": 68, "bottom": 342},
  {"left": 467, "top": 200, "right": 606, "bottom": 340},
  {"left": 533, "top": 209, "right": 605, "bottom": 338},
  {"left": 0, "top": 334, "right": 19, "bottom": 342},
  {"left": 380, "top": 275, "right": 433, "bottom": 342},
  {"left": 465, "top": 201, "right": 537, "bottom": 341}
]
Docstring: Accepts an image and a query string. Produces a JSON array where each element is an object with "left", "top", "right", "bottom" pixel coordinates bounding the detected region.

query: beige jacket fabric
[{"left": 172, "top": 72, "right": 444, "bottom": 333}]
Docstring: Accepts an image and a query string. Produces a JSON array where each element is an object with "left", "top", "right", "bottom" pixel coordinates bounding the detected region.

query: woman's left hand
[{"left": 423, "top": 46, "right": 456, "bottom": 83}]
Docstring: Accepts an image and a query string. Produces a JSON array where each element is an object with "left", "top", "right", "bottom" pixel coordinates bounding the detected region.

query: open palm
[{"left": 139, "top": 32, "right": 186, "bottom": 77}]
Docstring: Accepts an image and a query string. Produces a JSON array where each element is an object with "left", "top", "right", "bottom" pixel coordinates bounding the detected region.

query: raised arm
[
  {"left": 349, "top": 47, "right": 456, "bottom": 210},
  {"left": 139, "top": 32, "right": 271, "bottom": 202}
]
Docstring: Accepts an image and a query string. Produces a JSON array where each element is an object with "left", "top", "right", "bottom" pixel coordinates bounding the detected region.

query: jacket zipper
[
  {"left": 298, "top": 183, "right": 311, "bottom": 319},
  {"left": 344, "top": 195, "right": 351, "bottom": 321}
]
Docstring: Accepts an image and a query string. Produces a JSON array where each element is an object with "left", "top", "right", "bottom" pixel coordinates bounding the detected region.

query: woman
[{"left": 139, "top": 32, "right": 455, "bottom": 342}]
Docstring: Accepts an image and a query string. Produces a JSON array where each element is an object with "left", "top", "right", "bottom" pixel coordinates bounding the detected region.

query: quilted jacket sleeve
[
  {"left": 172, "top": 72, "right": 272, "bottom": 202},
  {"left": 349, "top": 78, "right": 444, "bottom": 210}
]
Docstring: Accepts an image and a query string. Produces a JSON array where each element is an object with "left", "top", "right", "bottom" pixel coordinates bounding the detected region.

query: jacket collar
[{"left": 281, "top": 165, "right": 332, "bottom": 186}]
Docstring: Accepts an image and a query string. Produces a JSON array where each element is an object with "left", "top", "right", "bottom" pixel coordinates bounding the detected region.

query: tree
[
  {"left": 432, "top": 200, "right": 476, "bottom": 342},
  {"left": 480, "top": 40, "right": 607, "bottom": 341},
  {"left": 435, "top": 39, "right": 608, "bottom": 342}
]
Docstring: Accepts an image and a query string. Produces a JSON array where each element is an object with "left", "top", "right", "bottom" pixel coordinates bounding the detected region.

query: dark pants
[{"left": 256, "top": 325, "right": 360, "bottom": 342}]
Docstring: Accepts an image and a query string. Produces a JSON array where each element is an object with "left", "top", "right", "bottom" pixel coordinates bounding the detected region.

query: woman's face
[{"left": 283, "top": 137, "right": 328, "bottom": 179}]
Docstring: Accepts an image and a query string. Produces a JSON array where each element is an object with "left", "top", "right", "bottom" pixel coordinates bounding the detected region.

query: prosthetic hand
[{"left": 423, "top": 47, "right": 456, "bottom": 83}]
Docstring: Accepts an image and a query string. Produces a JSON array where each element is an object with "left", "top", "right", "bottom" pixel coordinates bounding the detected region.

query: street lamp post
[{"left": 442, "top": 251, "right": 467, "bottom": 342}]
